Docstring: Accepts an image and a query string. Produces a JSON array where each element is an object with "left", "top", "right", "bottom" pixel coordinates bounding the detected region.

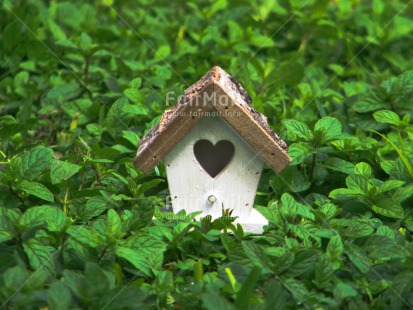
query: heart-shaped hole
[{"left": 193, "top": 140, "right": 235, "bottom": 178}]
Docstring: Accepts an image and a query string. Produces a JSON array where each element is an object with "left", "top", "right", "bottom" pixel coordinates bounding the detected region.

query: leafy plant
[{"left": 1, "top": 0, "right": 413, "bottom": 309}]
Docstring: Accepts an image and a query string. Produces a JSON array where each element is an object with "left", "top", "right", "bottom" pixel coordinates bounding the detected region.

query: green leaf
[
  {"left": 122, "top": 131, "right": 140, "bottom": 147},
  {"left": 279, "top": 193, "right": 314, "bottom": 220},
  {"left": 379, "top": 180, "right": 405, "bottom": 193},
  {"left": 3, "top": 266, "right": 29, "bottom": 290},
  {"left": 106, "top": 98, "right": 132, "bottom": 131},
  {"left": 106, "top": 209, "right": 122, "bottom": 240},
  {"left": 287, "top": 249, "right": 320, "bottom": 277},
  {"left": 249, "top": 35, "right": 275, "bottom": 48},
  {"left": 234, "top": 267, "right": 261, "bottom": 310},
  {"left": 319, "top": 203, "right": 337, "bottom": 219},
  {"left": 20, "top": 205, "right": 67, "bottom": 232},
  {"left": 6, "top": 156, "right": 24, "bottom": 181},
  {"left": 61, "top": 270, "right": 87, "bottom": 299},
  {"left": 23, "top": 238, "right": 55, "bottom": 274},
  {"left": 21, "top": 146, "right": 53, "bottom": 180},
  {"left": 372, "top": 199, "right": 404, "bottom": 218},
  {"left": 242, "top": 241, "right": 267, "bottom": 269},
  {"left": 15, "top": 180, "right": 54, "bottom": 202},
  {"left": 47, "top": 82, "right": 81, "bottom": 101},
  {"left": 346, "top": 174, "right": 370, "bottom": 193},
  {"left": 265, "top": 280, "right": 287, "bottom": 309},
  {"left": 155, "top": 45, "right": 171, "bottom": 60},
  {"left": 99, "top": 287, "right": 152, "bottom": 309},
  {"left": 84, "top": 262, "right": 110, "bottom": 295},
  {"left": 345, "top": 222, "right": 374, "bottom": 238},
  {"left": 327, "top": 235, "right": 343, "bottom": 259},
  {"left": 122, "top": 104, "right": 148, "bottom": 116},
  {"left": 115, "top": 247, "right": 151, "bottom": 276},
  {"left": 0, "top": 215, "right": 16, "bottom": 244},
  {"left": 283, "top": 120, "right": 314, "bottom": 141},
  {"left": 273, "top": 63, "right": 304, "bottom": 86},
  {"left": 373, "top": 110, "right": 401, "bottom": 125},
  {"left": 13, "top": 71, "right": 29, "bottom": 96},
  {"left": 208, "top": 0, "right": 227, "bottom": 16},
  {"left": 354, "top": 162, "right": 373, "bottom": 178},
  {"left": 116, "top": 235, "right": 167, "bottom": 276},
  {"left": 329, "top": 188, "right": 364, "bottom": 201},
  {"left": 283, "top": 278, "right": 309, "bottom": 301},
  {"left": 47, "top": 281, "right": 72, "bottom": 310},
  {"left": 288, "top": 143, "right": 314, "bottom": 165},
  {"left": 155, "top": 270, "right": 174, "bottom": 293},
  {"left": 334, "top": 283, "right": 358, "bottom": 300},
  {"left": 372, "top": 130, "right": 413, "bottom": 179},
  {"left": 314, "top": 117, "right": 342, "bottom": 144},
  {"left": 268, "top": 253, "right": 295, "bottom": 274},
  {"left": 315, "top": 254, "right": 334, "bottom": 287},
  {"left": 193, "top": 259, "right": 204, "bottom": 284},
  {"left": 344, "top": 244, "right": 369, "bottom": 273},
  {"left": 48, "top": 20, "right": 67, "bottom": 41},
  {"left": 202, "top": 293, "right": 235, "bottom": 310},
  {"left": 393, "top": 184, "right": 413, "bottom": 203},
  {"left": 56, "top": 39, "right": 77, "bottom": 49},
  {"left": 67, "top": 226, "right": 105, "bottom": 248},
  {"left": 50, "top": 159, "right": 81, "bottom": 184},
  {"left": 376, "top": 226, "right": 395, "bottom": 238},
  {"left": 79, "top": 33, "right": 92, "bottom": 51},
  {"left": 322, "top": 158, "right": 355, "bottom": 174},
  {"left": 353, "top": 96, "right": 385, "bottom": 113},
  {"left": 123, "top": 89, "right": 143, "bottom": 102},
  {"left": 77, "top": 196, "right": 107, "bottom": 220}
]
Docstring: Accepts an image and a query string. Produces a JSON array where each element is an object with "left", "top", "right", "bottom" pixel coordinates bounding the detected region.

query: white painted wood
[{"left": 164, "top": 115, "right": 267, "bottom": 232}]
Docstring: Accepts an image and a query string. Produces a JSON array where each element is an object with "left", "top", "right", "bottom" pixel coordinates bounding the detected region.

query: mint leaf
[
  {"left": 288, "top": 143, "right": 314, "bottom": 165},
  {"left": 106, "top": 209, "right": 122, "bottom": 240},
  {"left": 67, "top": 226, "right": 105, "bottom": 248},
  {"left": 372, "top": 199, "right": 404, "bottom": 218},
  {"left": 47, "top": 281, "right": 72, "bottom": 310},
  {"left": 327, "top": 235, "right": 343, "bottom": 260},
  {"left": 50, "top": 159, "right": 81, "bottom": 184},
  {"left": 334, "top": 283, "right": 358, "bottom": 301},
  {"left": 314, "top": 117, "right": 342, "bottom": 144},
  {"left": 21, "top": 146, "right": 53, "bottom": 180},
  {"left": 283, "top": 120, "right": 314, "bottom": 141},
  {"left": 155, "top": 45, "right": 171, "bottom": 60},
  {"left": 20, "top": 205, "right": 66, "bottom": 232},
  {"left": 345, "top": 244, "right": 369, "bottom": 273},
  {"left": 15, "top": 180, "right": 54, "bottom": 202},
  {"left": 373, "top": 110, "right": 401, "bottom": 125},
  {"left": 23, "top": 239, "right": 55, "bottom": 274}
]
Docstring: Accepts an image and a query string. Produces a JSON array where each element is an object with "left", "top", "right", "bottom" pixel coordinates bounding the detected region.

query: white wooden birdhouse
[{"left": 134, "top": 66, "right": 290, "bottom": 233}]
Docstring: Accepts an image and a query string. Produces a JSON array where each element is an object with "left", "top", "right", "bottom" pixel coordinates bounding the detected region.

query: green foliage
[{"left": 1, "top": 0, "right": 413, "bottom": 309}]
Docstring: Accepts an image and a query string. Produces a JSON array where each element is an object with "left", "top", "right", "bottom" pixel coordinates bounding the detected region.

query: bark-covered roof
[{"left": 134, "top": 66, "right": 290, "bottom": 174}]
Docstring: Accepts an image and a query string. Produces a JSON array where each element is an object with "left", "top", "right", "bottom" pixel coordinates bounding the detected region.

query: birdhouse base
[{"left": 232, "top": 208, "right": 268, "bottom": 234}]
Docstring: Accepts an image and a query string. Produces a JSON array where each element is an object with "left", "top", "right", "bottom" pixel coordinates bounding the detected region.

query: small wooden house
[{"left": 134, "top": 66, "right": 290, "bottom": 233}]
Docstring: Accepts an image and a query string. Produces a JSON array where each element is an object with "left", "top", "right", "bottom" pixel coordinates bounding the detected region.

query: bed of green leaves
[{"left": 1, "top": 0, "right": 413, "bottom": 309}]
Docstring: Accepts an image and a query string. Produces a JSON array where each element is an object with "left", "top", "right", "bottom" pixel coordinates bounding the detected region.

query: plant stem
[
  {"left": 98, "top": 245, "right": 108, "bottom": 262},
  {"left": 63, "top": 186, "right": 70, "bottom": 215},
  {"left": 309, "top": 153, "right": 317, "bottom": 182},
  {"left": 49, "top": 108, "right": 64, "bottom": 145},
  {"left": 84, "top": 56, "right": 90, "bottom": 85}
]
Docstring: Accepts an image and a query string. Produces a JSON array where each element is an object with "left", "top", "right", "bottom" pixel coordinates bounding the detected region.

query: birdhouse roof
[{"left": 134, "top": 66, "right": 291, "bottom": 174}]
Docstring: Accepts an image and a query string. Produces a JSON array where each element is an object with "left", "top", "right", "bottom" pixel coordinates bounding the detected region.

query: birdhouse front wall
[{"left": 164, "top": 115, "right": 264, "bottom": 220}]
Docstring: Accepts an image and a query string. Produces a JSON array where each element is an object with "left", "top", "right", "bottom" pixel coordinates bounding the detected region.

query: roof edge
[{"left": 134, "top": 66, "right": 290, "bottom": 174}]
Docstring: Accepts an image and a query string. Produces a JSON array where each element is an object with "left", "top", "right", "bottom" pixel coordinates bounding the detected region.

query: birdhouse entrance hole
[{"left": 193, "top": 139, "right": 235, "bottom": 178}]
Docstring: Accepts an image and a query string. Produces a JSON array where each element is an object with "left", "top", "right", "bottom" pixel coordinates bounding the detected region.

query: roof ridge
[{"left": 134, "top": 66, "right": 290, "bottom": 174}]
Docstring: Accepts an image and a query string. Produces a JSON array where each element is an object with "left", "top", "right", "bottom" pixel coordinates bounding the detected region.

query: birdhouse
[{"left": 134, "top": 66, "right": 290, "bottom": 233}]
